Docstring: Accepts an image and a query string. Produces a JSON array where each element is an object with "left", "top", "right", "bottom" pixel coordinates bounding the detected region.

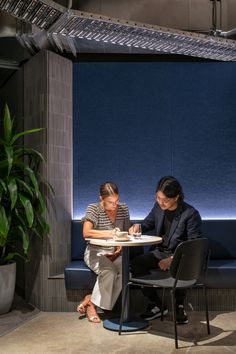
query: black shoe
[
  {"left": 176, "top": 305, "right": 188, "bottom": 324},
  {"left": 140, "top": 304, "right": 168, "bottom": 321}
]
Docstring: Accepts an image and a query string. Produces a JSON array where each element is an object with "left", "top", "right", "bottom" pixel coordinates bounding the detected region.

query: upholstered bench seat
[
  {"left": 64, "top": 260, "right": 96, "bottom": 290},
  {"left": 201, "top": 220, "right": 236, "bottom": 289},
  {"left": 64, "top": 222, "right": 96, "bottom": 290}
]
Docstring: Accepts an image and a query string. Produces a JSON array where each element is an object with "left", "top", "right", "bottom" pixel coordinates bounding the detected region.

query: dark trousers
[{"left": 131, "top": 251, "right": 186, "bottom": 307}]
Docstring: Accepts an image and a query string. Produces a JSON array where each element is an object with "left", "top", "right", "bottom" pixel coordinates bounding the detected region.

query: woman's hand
[
  {"left": 83, "top": 220, "right": 119, "bottom": 239},
  {"left": 111, "top": 227, "right": 120, "bottom": 238},
  {"left": 158, "top": 256, "right": 173, "bottom": 271},
  {"left": 105, "top": 246, "right": 122, "bottom": 262}
]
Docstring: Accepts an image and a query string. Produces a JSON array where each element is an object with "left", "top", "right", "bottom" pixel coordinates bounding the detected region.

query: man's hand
[
  {"left": 158, "top": 256, "right": 173, "bottom": 271},
  {"left": 129, "top": 224, "right": 140, "bottom": 234}
]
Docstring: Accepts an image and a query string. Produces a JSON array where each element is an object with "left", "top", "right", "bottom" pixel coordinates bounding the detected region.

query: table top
[{"left": 86, "top": 235, "right": 162, "bottom": 247}]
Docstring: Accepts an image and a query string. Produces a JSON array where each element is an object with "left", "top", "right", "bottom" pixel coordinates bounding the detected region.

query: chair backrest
[{"left": 169, "top": 238, "right": 209, "bottom": 282}]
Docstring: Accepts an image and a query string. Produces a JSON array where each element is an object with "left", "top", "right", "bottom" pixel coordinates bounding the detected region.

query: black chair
[{"left": 119, "top": 238, "right": 210, "bottom": 349}]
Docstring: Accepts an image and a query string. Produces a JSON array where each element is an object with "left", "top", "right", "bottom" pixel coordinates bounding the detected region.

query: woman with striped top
[{"left": 77, "top": 182, "right": 130, "bottom": 323}]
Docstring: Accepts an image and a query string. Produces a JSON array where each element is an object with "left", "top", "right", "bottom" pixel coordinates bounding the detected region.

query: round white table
[{"left": 86, "top": 235, "right": 162, "bottom": 332}]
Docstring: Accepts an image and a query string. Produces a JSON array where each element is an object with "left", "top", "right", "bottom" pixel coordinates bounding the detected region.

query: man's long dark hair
[{"left": 156, "top": 176, "right": 184, "bottom": 201}]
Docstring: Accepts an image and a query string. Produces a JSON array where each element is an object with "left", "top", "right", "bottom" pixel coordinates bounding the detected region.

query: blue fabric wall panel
[
  {"left": 73, "top": 63, "right": 172, "bottom": 219},
  {"left": 172, "top": 64, "right": 236, "bottom": 218},
  {"left": 73, "top": 62, "right": 236, "bottom": 220}
]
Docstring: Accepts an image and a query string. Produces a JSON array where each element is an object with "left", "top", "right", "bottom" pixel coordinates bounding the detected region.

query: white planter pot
[{"left": 0, "top": 262, "right": 16, "bottom": 315}]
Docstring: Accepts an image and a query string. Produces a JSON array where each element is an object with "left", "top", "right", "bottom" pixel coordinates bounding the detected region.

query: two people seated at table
[
  {"left": 77, "top": 176, "right": 202, "bottom": 325},
  {"left": 77, "top": 182, "right": 130, "bottom": 323}
]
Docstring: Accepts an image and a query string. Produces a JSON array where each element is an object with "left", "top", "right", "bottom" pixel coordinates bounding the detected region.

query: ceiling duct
[{"left": 0, "top": 0, "right": 236, "bottom": 60}]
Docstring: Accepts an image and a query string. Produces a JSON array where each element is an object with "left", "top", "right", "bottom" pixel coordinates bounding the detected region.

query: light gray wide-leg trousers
[{"left": 84, "top": 245, "right": 122, "bottom": 310}]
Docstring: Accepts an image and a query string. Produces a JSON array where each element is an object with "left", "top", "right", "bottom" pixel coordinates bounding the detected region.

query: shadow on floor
[
  {"left": 119, "top": 311, "right": 236, "bottom": 349},
  {"left": 0, "top": 295, "right": 40, "bottom": 337}
]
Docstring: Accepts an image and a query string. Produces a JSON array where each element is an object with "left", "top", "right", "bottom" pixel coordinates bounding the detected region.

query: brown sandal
[
  {"left": 86, "top": 302, "right": 101, "bottom": 323},
  {"left": 77, "top": 295, "right": 91, "bottom": 315}
]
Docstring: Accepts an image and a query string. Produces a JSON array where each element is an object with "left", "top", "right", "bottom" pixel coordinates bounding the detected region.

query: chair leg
[
  {"left": 204, "top": 286, "right": 210, "bottom": 335},
  {"left": 119, "top": 283, "right": 129, "bottom": 335},
  {"left": 171, "top": 289, "right": 178, "bottom": 349},
  {"left": 161, "top": 288, "right": 165, "bottom": 321}
]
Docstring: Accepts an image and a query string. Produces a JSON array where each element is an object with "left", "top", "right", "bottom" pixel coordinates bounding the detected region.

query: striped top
[{"left": 83, "top": 203, "right": 130, "bottom": 231}]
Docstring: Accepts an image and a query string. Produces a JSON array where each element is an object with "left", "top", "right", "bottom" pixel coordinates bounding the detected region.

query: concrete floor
[{"left": 0, "top": 308, "right": 236, "bottom": 354}]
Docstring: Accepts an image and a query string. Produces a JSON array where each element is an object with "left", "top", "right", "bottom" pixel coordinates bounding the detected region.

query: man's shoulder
[
  {"left": 181, "top": 201, "right": 198, "bottom": 210},
  {"left": 180, "top": 202, "right": 200, "bottom": 216}
]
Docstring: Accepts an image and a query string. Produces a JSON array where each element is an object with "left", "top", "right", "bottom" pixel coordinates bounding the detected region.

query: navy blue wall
[{"left": 73, "top": 62, "right": 236, "bottom": 220}]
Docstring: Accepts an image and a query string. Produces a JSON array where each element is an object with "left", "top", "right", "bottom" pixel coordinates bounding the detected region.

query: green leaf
[
  {"left": 37, "top": 190, "right": 46, "bottom": 214},
  {"left": 4, "top": 252, "right": 26, "bottom": 262},
  {"left": 4, "top": 104, "right": 13, "bottom": 143},
  {"left": 15, "top": 208, "right": 27, "bottom": 227},
  {"left": 15, "top": 178, "right": 33, "bottom": 197},
  {"left": 44, "top": 181, "right": 55, "bottom": 197},
  {"left": 37, "top": 214, "right": 50, "bottom": 234},
  {"left": 11, "top": 128, "right": 43, "bottom": 145},
  {"left": 0, "top": 205, "right": 9, "bottom": 239},
  {"left": 8, "top": 177, "right": 17, "bottom": 210},
  {"left": 23, "top": 148, "right": 45, "bottom": 163},
  {"left": 18, "top": 193, "right": 34, "bottom": 227},
  {"left": 0, "top": 180, "right": 7, "bottom": 202},
  {"left": 25, "top": 167, "right": 39, "bottom": 198},
  {"left": 4, "top": 146, "right": 13, "bottom": 176},
  {"left": 0, "top": 179, "right": 7, "bottom": 193},
  {"left": 18, "top": 225, "right": 29, "bottom": 255}
]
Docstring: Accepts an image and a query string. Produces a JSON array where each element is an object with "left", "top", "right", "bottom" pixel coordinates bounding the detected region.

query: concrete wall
[{"left": 23, "top": 50, "right": 73, "bottom": 311}]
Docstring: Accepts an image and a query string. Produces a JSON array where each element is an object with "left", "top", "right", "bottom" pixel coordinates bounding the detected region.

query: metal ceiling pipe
[{"left": 216, "top": 28, "right": 236, "bottom": 38}]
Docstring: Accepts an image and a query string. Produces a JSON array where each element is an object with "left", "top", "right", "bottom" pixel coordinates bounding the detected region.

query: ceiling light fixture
[{"left": 0, "top": 0, "right": 236, "bottom": 60}]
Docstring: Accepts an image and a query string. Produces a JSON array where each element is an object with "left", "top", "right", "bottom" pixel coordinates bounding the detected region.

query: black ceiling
[{"left": 1, "top": 0, "right": 236, "bottom": 89}]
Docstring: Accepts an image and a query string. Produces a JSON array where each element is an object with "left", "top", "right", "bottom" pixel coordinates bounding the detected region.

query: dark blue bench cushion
[
  {"left": 202, "top": 220, "right": 236, "bottom": 259},
  {"left": 65, "top": 260, "right": 96, "bottom": 290},
  {"left": 71, "top": 221, "right": 86, "bottom": 260}
]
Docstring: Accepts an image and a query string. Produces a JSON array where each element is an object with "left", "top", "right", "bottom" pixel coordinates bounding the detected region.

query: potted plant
[{"left": 0, "top": 103, "right": 52, "bottom": 314}]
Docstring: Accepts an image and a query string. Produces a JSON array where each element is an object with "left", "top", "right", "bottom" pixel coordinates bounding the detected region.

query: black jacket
[{"left": 141, "top": 201, "right": 202, "bottom": 257}]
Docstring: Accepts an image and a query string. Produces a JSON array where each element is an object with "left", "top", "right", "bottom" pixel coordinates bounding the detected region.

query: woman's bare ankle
[
  {"left": 86, "top": 302, "right": 101, "bottom": 323},
  {"left": 79, "top": 294, "right": 91, "bottom": 309}
]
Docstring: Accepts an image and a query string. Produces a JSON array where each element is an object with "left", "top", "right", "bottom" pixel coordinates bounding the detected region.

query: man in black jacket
[{"left": 130, "top": 176, "right": 202, "bottom": 324}]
